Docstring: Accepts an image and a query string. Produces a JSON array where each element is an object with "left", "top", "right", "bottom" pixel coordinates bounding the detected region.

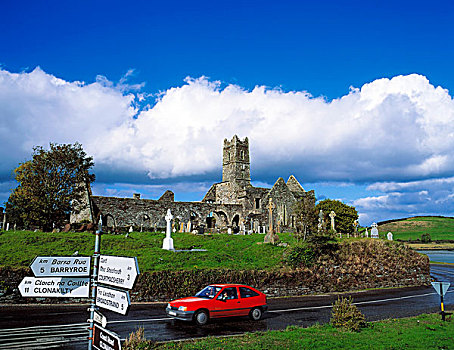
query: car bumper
[{"left": 166, "top": 307, "right": 195, "bottom": 321}]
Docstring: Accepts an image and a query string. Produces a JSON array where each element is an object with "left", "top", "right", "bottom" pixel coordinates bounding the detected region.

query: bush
[
  {"left": 421, "top": 233, "right": 431, "bottom": 243},
  {"left": 330, "top": 296, "right": 366, "bottom": 332},
  {"left": 123, "top": 328, "right": 153, "bottom": 349},
  {"left": 285, "top": 243, "right": 315, "bottom": 268}
]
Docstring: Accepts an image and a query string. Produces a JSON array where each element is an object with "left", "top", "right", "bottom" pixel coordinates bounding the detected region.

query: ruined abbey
[{"left": 71, "top": 136, "right": 314, "bottom": 233}]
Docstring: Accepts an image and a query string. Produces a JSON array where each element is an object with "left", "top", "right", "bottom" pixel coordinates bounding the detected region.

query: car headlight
[{"left": 178, "top": 306, "right": 187, "bottom": 311}]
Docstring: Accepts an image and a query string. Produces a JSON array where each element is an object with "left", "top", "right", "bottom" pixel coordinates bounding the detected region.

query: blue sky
[{"left": 1, "top": 0, "right": 454, "bottom": 225}]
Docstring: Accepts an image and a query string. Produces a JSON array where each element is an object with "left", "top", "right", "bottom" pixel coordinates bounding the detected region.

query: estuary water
[{"left": 417, "top": 250, "right": 454, "bottom": 264}]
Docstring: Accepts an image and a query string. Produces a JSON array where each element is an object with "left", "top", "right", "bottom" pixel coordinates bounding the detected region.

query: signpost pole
[
  {"left": 440, "top": 284, "right": 445, "bottom": 321},
  {"left": 88, "top": 217, "right": 102, "bottom": 350}
]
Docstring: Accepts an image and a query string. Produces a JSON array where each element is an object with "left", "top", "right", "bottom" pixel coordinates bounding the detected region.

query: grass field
[
  {"left": 0, "top": 230, "right": 296, "bottom": 271},
  {"left": 126, "top": 313, "right": 454, "bottom": 349},
  {"left": 378, "top": 216, "right": 454, "bottom": 241}
]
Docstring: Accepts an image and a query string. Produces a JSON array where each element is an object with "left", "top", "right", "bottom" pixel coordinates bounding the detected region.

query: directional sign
[
  {"left": 98, "top": 255, "right": 139, "bottom": 289},
  {"left": 93, "top": 324, "right": 121, "bottom": 350},
  {"left": 19, "top": 277, "right": 90, "bottom": 298},
  {"left": 30, "top": 256, "right": 91, "bottom": 277},
  {"left": 94, "top": 310, "right": 107, "bottom": 328},
  {"left": 432, "top": 282, "right": 450, "bottom": 296},
  {"left": 96, "top": 285, "right": 130, "bottom": 315}
]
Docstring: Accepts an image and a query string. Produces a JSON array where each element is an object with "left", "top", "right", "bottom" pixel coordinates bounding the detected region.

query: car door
[
  {"left": 239, "top": 286, "right": 261, "bottom": 314},
  {"left": 213, "top": 287, "right": 242, "bottom": 317}
]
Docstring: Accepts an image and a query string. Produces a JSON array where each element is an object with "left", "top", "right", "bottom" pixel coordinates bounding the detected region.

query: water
[{"left": 418, "top": 250, "right": 454, "bottom": 264}]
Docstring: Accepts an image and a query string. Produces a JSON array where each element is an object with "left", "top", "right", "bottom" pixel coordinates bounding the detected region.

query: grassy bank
[
  {"left": 378, "top": 216, "right": 454, "bottom": 241},
  {"left": 0, "top": 230, "right": 295, "bottom": 271},
  {"left": 134, "top": 313, "right": 453, "bottom": 349}
]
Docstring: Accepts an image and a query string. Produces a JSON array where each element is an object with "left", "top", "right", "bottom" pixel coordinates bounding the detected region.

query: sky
[{"left": 1, "top": 0, "right": 454, "bottom": 225}]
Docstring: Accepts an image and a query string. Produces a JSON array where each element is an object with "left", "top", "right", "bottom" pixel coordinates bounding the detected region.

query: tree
[
  {"left": 292, "top": 191, "right": 317, "bottom": 241},
  {"left": 7, "top": 143, "right": 95, "bottom": 231},
  {"left": 315, "top": 199, "right": 358, "bottom": 234}
]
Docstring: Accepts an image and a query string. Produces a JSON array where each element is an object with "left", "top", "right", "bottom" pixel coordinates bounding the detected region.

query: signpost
[
  {"left": 19, "top": 277, "right": 90, "bottom": 298},
  {"left": 431, "top": 281, "right": 451, "bottom": 321},
  {"left": 30, "top": 256, "right": 91, "bottom": 277},
  {"left": 93, "top": 324, "right": 121, "bottom": 350},
  {"left": 96, "top": 285, "right": 130, "bottom": 315},
  {"left": 98, "top": 255, "right": 139, "bottom": 290}
]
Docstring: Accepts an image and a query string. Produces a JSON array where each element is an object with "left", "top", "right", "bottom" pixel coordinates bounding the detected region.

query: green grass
[
  {"left": 0, "top": 230, "right": 297, "bottom": 272},
  {"left": 378, "top": 216, "right": 454, "bottom": 241},
  {"left": 152, "top": 313, "right": 454, "bottom": 350}
]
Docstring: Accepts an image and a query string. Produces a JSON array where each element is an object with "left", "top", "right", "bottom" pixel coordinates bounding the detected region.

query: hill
[{"left": 377, "top": 216, "right": 454, "bottom": 241}]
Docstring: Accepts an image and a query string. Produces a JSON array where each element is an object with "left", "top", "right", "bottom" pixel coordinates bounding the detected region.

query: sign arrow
[
  {"left": 93, "top": 324, "right": 121, "bottom": 350},
  {"left": 98, "top": 255, "right": 139, "bottom": 289},
  {"left": 19, "top": 277, "right": 90, "bottom": 298},
  {"left": 30, "top": 256, "right": 91, "bottom": 277},
  {"left": 96, "top": 285, "right": 130, "bottom": 315}
]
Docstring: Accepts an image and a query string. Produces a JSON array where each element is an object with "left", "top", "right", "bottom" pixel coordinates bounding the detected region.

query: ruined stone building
[{"left": 71, "top": 136, "right": 314, "bottom": 233}]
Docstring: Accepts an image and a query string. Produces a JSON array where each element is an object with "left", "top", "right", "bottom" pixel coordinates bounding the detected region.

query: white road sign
[
  {"left": 431, "top": 282, "right": 450, "bottom": 296},
  {"left": 30, "top": 256, "right": 91, "bottom": 277},
  {"left": 19, "top": 277, "right": 90, "bottom": 298},
  {"left": 96, "top": 285, "right": 130, "bottom": 315},
  {"left": 94, "top": 310, "right": 107, "bottom": 328},
  {"left": 98, "top": 255, "right": 139, "bottom": 289}
]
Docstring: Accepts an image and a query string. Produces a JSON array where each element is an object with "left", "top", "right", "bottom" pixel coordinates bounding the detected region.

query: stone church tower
[{"left": 222, "top": 135, "right": 251, "bottom": 186}]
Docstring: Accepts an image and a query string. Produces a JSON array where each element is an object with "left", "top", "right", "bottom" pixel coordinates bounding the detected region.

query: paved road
[{"left": 0, "top": 263, "right": 452, "bottom": 349}]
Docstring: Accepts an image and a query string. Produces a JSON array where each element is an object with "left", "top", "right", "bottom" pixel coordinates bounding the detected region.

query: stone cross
[
  {"left": 2, "top": 210, "right": 6, "bottom": 230},
  {"left": 387, "top": 232, "right": 393, "bottom": 241},
  {"left": 353, "top": 220, "right": 358, "bottom": 236},
  {"left": 162, "top": 209, "right": 174, "bottom": 250},
  {"left": 267, "top": 198, "right": 275, "bottom": 234},
  {"left": 329, "top": 211, "right": 336, "bottom": 231},
  {"left": 264, "top": 198, "right": 279, "bottom": 244}
]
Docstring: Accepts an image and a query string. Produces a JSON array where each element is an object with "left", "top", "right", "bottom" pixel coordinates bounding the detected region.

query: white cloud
[{"left": 2, "top": 67, "right": 454, "bottom": 222}]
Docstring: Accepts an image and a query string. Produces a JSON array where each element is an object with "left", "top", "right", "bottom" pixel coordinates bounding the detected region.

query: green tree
[
  {"left": 292, "top": 191, "right": 317, "bottom": 241},
  {"left": 7, "top": 143, "right": 95, "bottom": 231},
  {"left": 315, "top": 199, "right": 358, "bottom": 234}
]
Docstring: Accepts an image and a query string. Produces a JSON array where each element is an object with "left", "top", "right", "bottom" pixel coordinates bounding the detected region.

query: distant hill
[{"left": 377, "top": 216, "right": 454, "bottom": 241}]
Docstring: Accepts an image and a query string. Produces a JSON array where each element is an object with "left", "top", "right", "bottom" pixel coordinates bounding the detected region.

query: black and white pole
[
  {"left": 439, "top": 283, "right": 446, "bottom": 321},
  {"left": 88, "top": 216, "right": 102, "bottom": 350}
]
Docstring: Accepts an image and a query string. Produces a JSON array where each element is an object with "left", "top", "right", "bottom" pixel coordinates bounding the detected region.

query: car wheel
[
  {"left": 194, "top": 310, "right": 209, "bottom": 326},
  {"left": 249, "top": 307, "right": 262, "bottom": 321}
]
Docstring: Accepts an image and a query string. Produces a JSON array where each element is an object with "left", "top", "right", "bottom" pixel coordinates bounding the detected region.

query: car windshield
[{"left": 195, "top": 286, "right": 222, "bottom": 299}]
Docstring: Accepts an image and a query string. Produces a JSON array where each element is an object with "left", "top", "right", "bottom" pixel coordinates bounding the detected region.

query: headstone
[
  {"left": 6, "top": 223, "right": 9, "bottom": 231},
  {"left": 180, "top": 222, "right": 185, "bottom": 232},
  {"left": 187, "top": 220, "right": 192, "bottom": 233},
  {"left": 2, "top": 211, "right": 6, "bottom": 231},
  {"left": 365, "top": 228, "right": 368, "bottom": 238},
  {"left": 129, "top": 226, "right": 133, "bottom": 233},
  {"left": 228, "top": 227, "right": 232, "bottom": 235},
  {"left": 162, "top": 209, "right": 174, "bottom": 250},
  {"left": 329, "top": 211, "right": 336, "bottom": 231},
  {"left": 371, "top": 223, "right": 379, "bottom": 239},
  {"left": 173, "top": 227, "right": 176, "bottom": 233},
  {"left": 387, "top": 232, "right": 393, "bottom": 241},
  {"left": 13, "top": 223, "right": 16, "bottom": 231}
]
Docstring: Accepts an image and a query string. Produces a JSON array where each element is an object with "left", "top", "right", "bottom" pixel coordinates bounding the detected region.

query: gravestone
[
  {"left": 162, "top": 209, "right": 174, "bottom": 250},
  {"left": 6, "top": 223, "right": 9, "bottom": 231},
  {"left": 318, "top": 209, "right": 324, "bottom": 232},
  {"left": 228, "top": 227, "right": 232, "bottom": 235},
  {"left": 371, "top": 223, "right": 379, "bottom": 239},
  {"left": 365, "top": 228, "right": 368, "bottom": 238},
  {"left": 180, "top": 222, "right": 185, "bottom": 232},
  {"left": 187, "top": 220, "right": 192, "bottom": 234},
  {"left": 129, "top": 226, "right": 133, "bottom": 233},
  {"left": 387, "top": 232, "right": 393, "bottom": 241}
]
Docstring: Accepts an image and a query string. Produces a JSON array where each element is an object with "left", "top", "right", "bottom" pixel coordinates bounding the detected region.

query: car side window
[
  {"left": 217, "top": 287, "right": 238, "bottom": 300},
  {"left": 239, "top": 287, "right": 259, "bottom": 298}
]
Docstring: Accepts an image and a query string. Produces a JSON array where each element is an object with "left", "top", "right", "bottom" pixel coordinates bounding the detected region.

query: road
[{"left": 0, "top": 263, "right": 452, "bottom": 349}]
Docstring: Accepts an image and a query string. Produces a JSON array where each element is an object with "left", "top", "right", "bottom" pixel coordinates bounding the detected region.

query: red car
[{"left": 166, "top": 284, "right": 267, "bottom": 325}]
